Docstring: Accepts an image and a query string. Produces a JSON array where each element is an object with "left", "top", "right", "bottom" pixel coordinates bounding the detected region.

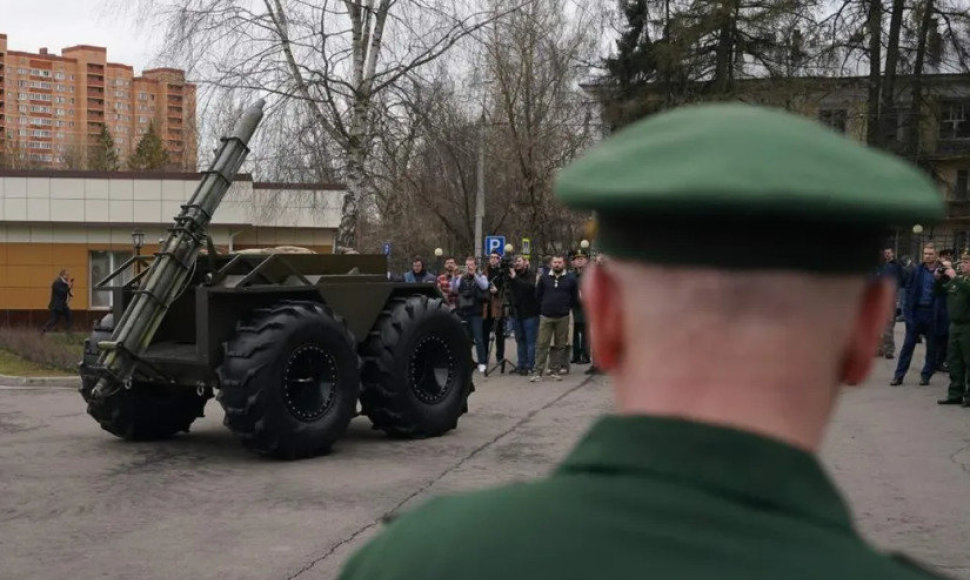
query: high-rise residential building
[{"left": 0, "top": 33, "right": 197, "bottom": 169}]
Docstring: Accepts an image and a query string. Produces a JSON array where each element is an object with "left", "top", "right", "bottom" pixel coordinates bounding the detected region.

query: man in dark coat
[
  {"left": 876, "top": 248, "right": 903, "bottom": 358},
  {"left": 41, "top": 269, "right": 74, "bottom": 333}
]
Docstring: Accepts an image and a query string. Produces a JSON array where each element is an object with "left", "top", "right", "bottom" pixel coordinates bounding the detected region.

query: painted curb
[{"left": 0, "top": 374, "right": 81, "bottom": 388}]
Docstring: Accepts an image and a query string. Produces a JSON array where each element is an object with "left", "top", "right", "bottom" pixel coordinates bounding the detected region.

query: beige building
[
  {"left": 0, "top": 33, "right": 197, "bottom": 170},
  {"left": 0, "top": 169, "right": 343, "bottom": 327},
  {"left": 592, "top": 74, "right": 970, "bottom": 254}
]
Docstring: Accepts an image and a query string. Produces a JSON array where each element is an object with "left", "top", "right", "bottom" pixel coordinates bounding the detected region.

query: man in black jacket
[
  {"left": 508, "top": 255, "right": 540, "bottom": 375},
  {"left": 532, "top": 255, "right": 578, "bottom": 381},
  {"left": 42, "top": 269, "right": 74, "bottom": 334}
]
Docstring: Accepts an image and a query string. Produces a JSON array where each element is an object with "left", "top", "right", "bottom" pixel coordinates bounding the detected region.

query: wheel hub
[
  {"left": 408, "top": 335, "right": 456, "bottom": 404},
  {"left": 283, "top": 345, "right": 338, "bottom": 422}
]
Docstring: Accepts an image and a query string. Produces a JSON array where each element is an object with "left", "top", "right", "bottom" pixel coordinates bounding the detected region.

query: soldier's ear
[
  {"left": 584, "top": 264, "right": 623, "bottom": 371},
  {"left": 840, "top": 277, "right": 895, "bottom": 386}
]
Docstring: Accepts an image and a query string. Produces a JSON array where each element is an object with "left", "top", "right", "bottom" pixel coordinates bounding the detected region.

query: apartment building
[{"left": 0, "top": 33, "right": 197, "bottom": 170}]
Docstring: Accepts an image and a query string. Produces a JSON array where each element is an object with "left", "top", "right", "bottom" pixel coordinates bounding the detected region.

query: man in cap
[
  {"left": 936, "top": 252, "right": 970, "bottom": 406},
  {"left": 338, "top": 104, "right": 945, "bottom": 579}
]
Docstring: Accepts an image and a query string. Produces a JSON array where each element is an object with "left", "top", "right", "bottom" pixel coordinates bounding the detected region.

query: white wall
[{"left": 0, "top": 176, "right": 344, "bottom": 231}]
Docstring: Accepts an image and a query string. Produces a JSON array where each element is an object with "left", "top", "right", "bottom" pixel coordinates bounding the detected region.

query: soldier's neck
[{"left": 610, "top": 371, "right": 836, "bottom": 454}]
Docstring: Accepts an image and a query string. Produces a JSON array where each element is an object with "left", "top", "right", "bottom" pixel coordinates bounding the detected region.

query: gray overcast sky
[{"left": 1, "top": 0, "right": 164, "bottom": 72}]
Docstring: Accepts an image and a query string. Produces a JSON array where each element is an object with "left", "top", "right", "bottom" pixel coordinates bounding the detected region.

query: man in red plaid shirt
[{"left": 436, "top": 256, "right": 458, "bottom": 309}]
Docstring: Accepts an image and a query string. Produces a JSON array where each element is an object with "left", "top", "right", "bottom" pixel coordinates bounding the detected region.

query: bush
[{"left": 0, "top": 327, "right": 85, "bottom": 373}]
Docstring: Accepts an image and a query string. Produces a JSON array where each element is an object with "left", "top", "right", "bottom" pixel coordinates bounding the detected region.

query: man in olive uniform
[
  {"left": 338, "top": 105, "right": 947, "bottom": 579},
  {"left": 937, "top": 253, "right": 970, "bottom": 406}
]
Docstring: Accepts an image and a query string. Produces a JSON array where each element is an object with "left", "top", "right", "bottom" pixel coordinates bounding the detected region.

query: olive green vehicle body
[{"left": 97, "top": 252, "right": 440, "bottom": 389}]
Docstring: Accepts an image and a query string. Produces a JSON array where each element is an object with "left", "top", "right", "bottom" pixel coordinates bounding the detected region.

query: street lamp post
[
  {"left": 131, "top": 228, "right": 145, "bottom": 276},
  {"left": 912, "top": 224, "right": 925, "bottom": 263},
  {"left": 434, "top": 247, "right": 444, "bottom": 275}
]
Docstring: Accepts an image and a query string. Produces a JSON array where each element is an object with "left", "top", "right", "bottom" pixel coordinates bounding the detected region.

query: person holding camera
[
  {"left": 451, "top": 256, "right": 489, "bottom": 373},
  {"left": 483, "top": 252, "right": 509, "bottom": 370},
  {"left": 41, "top": 269, "right": 74, "bottom": 334},
  {"left": 508, "top": 255, "right": 540, "bottom": 375}
]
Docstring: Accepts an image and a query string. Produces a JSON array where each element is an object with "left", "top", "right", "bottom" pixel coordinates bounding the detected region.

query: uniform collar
[{"left": 557, "top": 415, "right": 856, "bottom": 535}]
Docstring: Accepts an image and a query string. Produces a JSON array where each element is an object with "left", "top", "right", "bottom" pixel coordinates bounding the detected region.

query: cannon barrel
[{"left": 91, "top": 100, "right": 265, "bottom": 396}]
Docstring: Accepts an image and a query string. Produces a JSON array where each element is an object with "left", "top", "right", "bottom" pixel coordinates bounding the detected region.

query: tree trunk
[
  {"left": 866, "top": 0, "right": 883, "bottom": 147},
  {"left": 905, "top": 0, "right": 936, "bottom": 162},
  {"left": 880, "top": 0, "right": 905, "bottom": 147},
  {"left": 712, "top": 0, "right": 737, "bottom": 94},
  {"left": 335, "top": 147, "right": 365, "bottom": 252}
]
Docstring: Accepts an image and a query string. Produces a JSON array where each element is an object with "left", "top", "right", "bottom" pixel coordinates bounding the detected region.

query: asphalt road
[{"left": 1, "top": 324, "right": 969, "bottom": 579}]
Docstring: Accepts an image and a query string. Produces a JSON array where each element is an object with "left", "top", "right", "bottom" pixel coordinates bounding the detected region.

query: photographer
[
  {"left": 508, "top": 255, "right": 540, "bottom": 375},
  {"left": 451, "top": 256, "right": 489, "bottom": 373},
  {"left": 483, "top": 252, "right": 510, "bottom": 370},
  {"left": 41, "top": 269, "right": 74, "bottom": 334}
]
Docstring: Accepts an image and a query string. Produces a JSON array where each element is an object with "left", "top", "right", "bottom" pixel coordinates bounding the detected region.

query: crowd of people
[
  {"left": 402, "top": 251, "right": 599, "bottom": 380},
  {"left": 880, "top": 244, "right": 970, "bottom": 406}
]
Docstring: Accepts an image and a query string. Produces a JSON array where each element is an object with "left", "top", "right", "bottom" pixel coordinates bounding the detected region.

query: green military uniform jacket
[
  {"left": 339, "top": 416, "right": 944, "bottom": 580},
  {"left": 942, "top": 275, "right": 970, "bottom": 326}
]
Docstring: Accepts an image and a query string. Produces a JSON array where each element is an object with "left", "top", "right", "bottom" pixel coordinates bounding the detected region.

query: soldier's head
[{"left": 555, "top": 104, "right": 942, "bottom": 452}]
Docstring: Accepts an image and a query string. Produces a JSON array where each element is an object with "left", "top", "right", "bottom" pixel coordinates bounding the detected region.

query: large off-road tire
[
  {"left": 78, "top": 314, "right": 209, "bottom": 441},
  {"left": 360, "top": 295, "right": 473, "bottom": 438},
  {"left": 216, "top": 300, "right": 360, "bottom": 459}
]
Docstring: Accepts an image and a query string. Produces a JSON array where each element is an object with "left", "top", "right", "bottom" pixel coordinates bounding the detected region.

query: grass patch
[
  {"left": 0, "top": 327, "right": 85, "bottom": 374},
  {"left": 0, "top": 349, "right": 73, "bottom": 377}
]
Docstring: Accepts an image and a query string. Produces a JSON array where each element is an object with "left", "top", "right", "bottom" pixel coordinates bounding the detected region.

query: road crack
[{"left": 286, "top": 375, "right": 597, "bottom": 579}]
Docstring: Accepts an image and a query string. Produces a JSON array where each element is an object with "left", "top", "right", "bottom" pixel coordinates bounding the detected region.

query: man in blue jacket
[
  {"left": 892, "top": 244, "right": 942, "bottom": 386},
  {"left": 876, "top": 249, "right": 903, "bottom": 358}
]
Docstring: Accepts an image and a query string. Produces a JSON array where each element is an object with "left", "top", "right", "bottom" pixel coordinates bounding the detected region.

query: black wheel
[
  {"left": 360, "top": 295, "right": 473, "bottom": 438},
  {"left": 79, "top": 314, "right": 209, "bottom": 441},
  {"left": 216, "top": 300, "right": 360, "bottom": 459}
]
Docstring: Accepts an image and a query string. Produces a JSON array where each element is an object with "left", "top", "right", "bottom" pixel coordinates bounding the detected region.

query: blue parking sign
[{"left": 485, "top": 236, "right": 506, "bottom": 256}]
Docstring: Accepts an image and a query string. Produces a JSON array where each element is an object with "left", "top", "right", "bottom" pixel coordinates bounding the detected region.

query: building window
[
  {"left": 90, "top": 251, "right": 134, "bottom": 309},
  {"left": 819, "top": 109, "right": 848, "bottom": 133},
  {"left": 957, "top": 170, "right": 970, "bottom": 201},
  {"left": 941, "top": 101, "right": 970, "bottom": 140}
]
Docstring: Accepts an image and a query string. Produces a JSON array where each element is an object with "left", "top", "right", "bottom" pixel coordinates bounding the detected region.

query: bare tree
[
  {"left": 481, "top": 0, "right": 600, "bottom": 252},
  {"left": 147, "top": 0, "right": 526, "bottom": 252}
]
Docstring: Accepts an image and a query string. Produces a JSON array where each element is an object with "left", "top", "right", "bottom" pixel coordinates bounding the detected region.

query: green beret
[{"left": 555, "top": 104, "right": 943, "bottom": 273}]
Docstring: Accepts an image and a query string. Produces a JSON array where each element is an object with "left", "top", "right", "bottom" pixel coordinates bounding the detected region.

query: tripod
[{"left": 484, "top": 281, "right": 515, "bottom": 377}]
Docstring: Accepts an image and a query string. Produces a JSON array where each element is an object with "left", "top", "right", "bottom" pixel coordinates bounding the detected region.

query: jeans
[
  {"left": 460, "top": 314, "right": 487, "bottom": 366},
  {"left": 572, "top": 321, "right": 590, "bottom": 362},
  {"left": 513, "top": 316, "right": 539, "bottom": 371},
  {"left": 894, "top": 308, "right": 937, "bottom": 381}
]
